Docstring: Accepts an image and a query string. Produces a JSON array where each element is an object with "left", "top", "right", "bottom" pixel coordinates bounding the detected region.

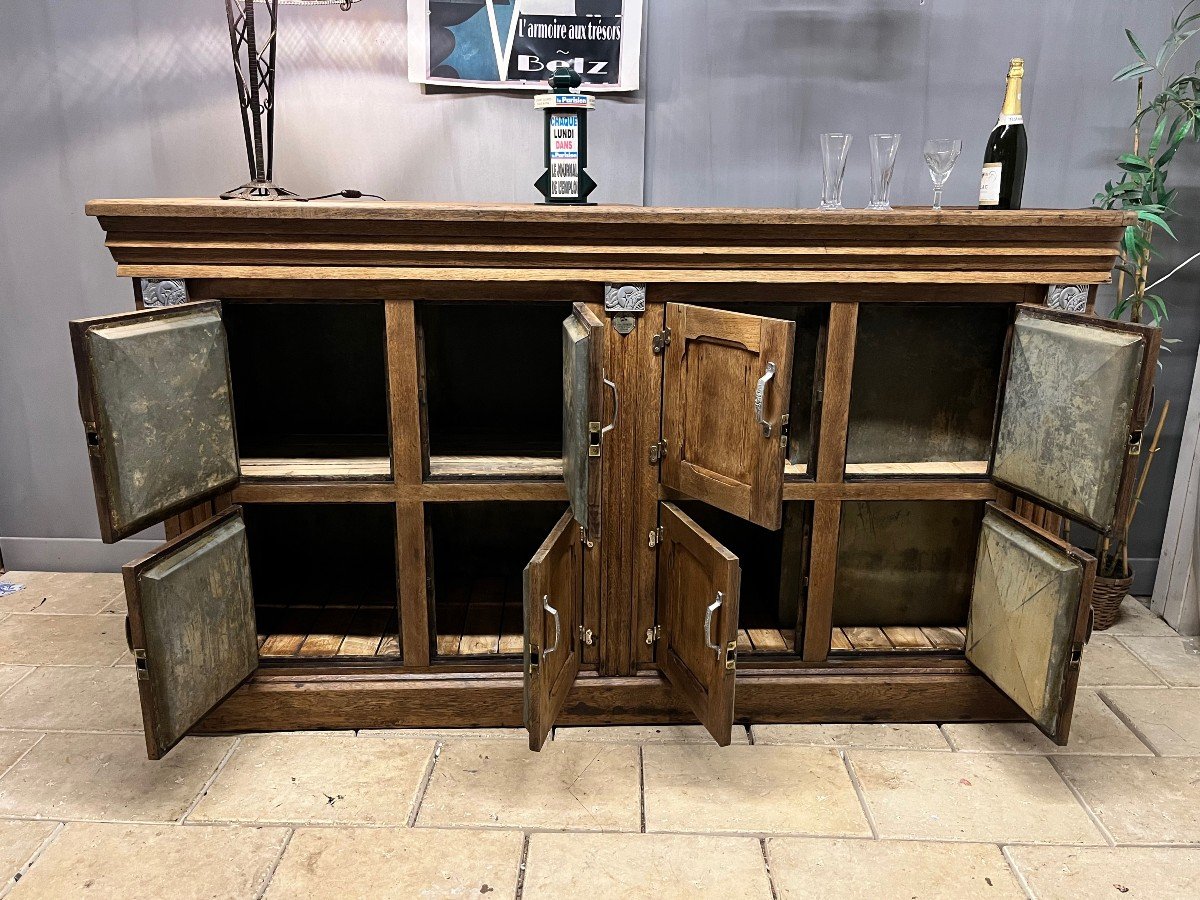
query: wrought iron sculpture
[{"left": 222, "top": 0, "right": 360, "bottom": 200}]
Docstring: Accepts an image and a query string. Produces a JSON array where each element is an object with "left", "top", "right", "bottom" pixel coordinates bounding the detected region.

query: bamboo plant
[{"left": 1091, "top": 3, "right": 1200, "bottom": 578}]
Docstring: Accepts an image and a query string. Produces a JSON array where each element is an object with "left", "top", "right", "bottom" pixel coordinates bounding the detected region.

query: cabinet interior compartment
[
  {"left": 243, "top": 503, "right": 400, "bottom": 659},
  {"left": 420, "top": 302, "right": 573, "bottom": 478},
  {"left": 672, "top": 500, "right": 808, "bottom": 654},
  {"left": 224, "top": 301, "right": 391, "bottom": 479},
  {"left": 845, "top": 304, "right": 1008, "bottom": 477},
  {"left": 831, "top": 500, "right": 983, "bottom": 653},
  {"left": 700, "top": 302, "right": 825, "bottom": 478},
  {"left": 427, "top": 501, "right": 570, "bottom": 658}
]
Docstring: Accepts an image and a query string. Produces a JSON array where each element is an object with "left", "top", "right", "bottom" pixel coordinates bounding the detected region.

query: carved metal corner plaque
[
  {"left": 1046, "top": 284, "right": 1089, "bottom": 314},
  {"left": 604, "top": 283, "right": 646, "bottom": 335},
  {"left": 139, "top": 279, "right": 190, "bottom": 308}
]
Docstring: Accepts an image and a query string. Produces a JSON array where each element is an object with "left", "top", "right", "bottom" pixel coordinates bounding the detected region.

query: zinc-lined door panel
[
  {"left": 966, "top": 504, "right": 1094, "bottom": 744},
  {"left": 656, "top": 502, "right": 740, "bottom": 746},
  {"left": 70, "top": 303, "right": 239, "bottom": 543},
  {"left": 124, "top": 507, "right": 258, "bottom": 759},
  {"left": 662, "top": 304, "right": 794, "bottom": 530},
  {"left": 992, "top": 305, "right": 1159, "bottom": 533},
  {"left": 563, "top": 302, "right": 606, "bottom": 538},
  {"left": 523, "top": 510, "right": 582, "bottom": 751}
]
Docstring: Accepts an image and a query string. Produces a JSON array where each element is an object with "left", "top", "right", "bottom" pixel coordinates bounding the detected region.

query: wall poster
[{"left": 407, "top": 0, "right": 642, "bottom": 92}]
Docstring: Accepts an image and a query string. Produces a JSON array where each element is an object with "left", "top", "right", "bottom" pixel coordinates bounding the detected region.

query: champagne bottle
[{"left": 979, "top": 58, "right": 1028, "bottom": 209}]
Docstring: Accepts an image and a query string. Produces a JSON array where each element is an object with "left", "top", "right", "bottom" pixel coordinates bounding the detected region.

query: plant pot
[{"left": 1091, "top": 564, "right": 1133, "bottom": 631}]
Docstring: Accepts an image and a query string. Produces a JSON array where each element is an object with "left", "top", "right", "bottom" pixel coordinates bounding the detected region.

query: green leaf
[
  {"left": 1150, "top": 116, "right": 1170, "bottom": 155},
  {"left": 1138, "top": 211, "right": 1176, "bottom": 239},
  {"left": 1118, "top": 154, "right": 1153, "bottom": 173},
  {"left": 1126, "top": 28, "right": 1148, "bottom": 60},
  {"left": 1115, "top": 62, "right": 1155, "bottom": 82}
]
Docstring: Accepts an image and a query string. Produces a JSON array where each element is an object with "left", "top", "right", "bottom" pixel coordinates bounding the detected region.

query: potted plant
[{"left": 1091, "top": 2, "right": 1200, "bottom": 627}]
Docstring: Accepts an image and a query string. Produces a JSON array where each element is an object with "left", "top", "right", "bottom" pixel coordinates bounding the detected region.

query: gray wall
[{"left": 1, "top": 0, "right": 1197, "bottom": 591}]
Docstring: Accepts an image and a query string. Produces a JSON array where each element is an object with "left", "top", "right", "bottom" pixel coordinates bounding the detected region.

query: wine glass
[
  {"left": 922, "top": 139, "right": 962, "bottom": 211},
  {"left": 819, "top": 133, "right": 853, "bottom": 210}
]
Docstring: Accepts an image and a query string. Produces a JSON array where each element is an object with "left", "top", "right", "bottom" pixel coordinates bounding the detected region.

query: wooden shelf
[
  {"left": 736, "top": 628, "right": 796, "bottom": 653},
  {"left": 782, "top": 461, "right": 809, "bottom": 478},
  {"left": 427, "top": 455, "right": 563, "bottom": 480},
  {"left": 435, "top": 575, "right": 524, "bottom": 657},
  {"left": 240, "top": 457, "right": 391, "bottom": 481},
  {"left": 845, "top": 461, "right": 989, "bottom": 477},
  {"left": 831, "top": 626, "right": 966, "bottom": 653},
  {"left": 257, "top": 604, "right": 401, "bottom": 658}
]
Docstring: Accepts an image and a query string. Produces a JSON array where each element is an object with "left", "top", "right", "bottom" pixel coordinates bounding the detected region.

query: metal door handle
[
  {"left": 542, "top": 594, "right": 561, "bottom": 658},
  {"left": 755, "top": 363, "right": 777, "bottom": 437},
  {"left": 601, "top": 371, "right": 618, "bottom": 438},
  {"left": 704, "top": 592, "right": 724, "bottom": 656}
]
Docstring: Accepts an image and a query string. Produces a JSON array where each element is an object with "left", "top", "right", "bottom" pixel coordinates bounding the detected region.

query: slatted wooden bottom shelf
[
  {"left": 736, "top": 628, "right": 796, "bottom": 653},
  {"left": 436, "top": 575, "right": 525, "bottom": 657},
  {"left": 831, "top": 625, "right": 967, "bottom": 652},
  {"left": 257, "top": 604, "right": 401, "bottom": 658}
]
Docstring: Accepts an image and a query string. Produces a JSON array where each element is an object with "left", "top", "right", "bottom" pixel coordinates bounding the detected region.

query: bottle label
[
  {"left": 979, "top": 162, "right": 1003, "bottom": 205},
  {"left": 996, "top": 114, "right": 1023, "bottom": 126}
]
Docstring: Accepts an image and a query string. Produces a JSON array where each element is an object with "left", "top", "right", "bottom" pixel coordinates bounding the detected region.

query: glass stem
[{"left": 932, "top": 186, "right": 943, "bottom": 211}]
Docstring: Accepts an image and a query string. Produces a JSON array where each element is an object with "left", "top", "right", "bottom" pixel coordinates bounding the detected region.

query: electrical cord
[{"left": 296, "top": 189, "right": 387, "bottom": 202}]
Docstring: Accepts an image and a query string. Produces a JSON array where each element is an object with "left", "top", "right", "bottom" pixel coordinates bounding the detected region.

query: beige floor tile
[
  {"left": 0, "top": 573, "right": 62, "bottom": 595},
  {"left": 0, "top": 666, "right": 141, "bottom": 732},
  {"left": 0, "top": 820, "right": 58, "bottom": 883},
  {"left": 1102, "top": 687, "right": 1200, "bottom": 756},
  {"left": 357, "top": 727, "right": 527, "bottom": 740},
  {"left": 1006, "top": 845, "right": 1200, "bottom": 899},
  {"left": 850, "top": 750, "right": 1100, "bottom": 843},
  {"left": 417, "top": 740, "right": 640, "bottom": 831},
  {"left": 768, "top": 837, "right": 1024, "bottom": 899},
  {"left": 190, "top": 733, "right": 434, "bottom": 826},
  {"left": 1102, "top": 597, "right": 1178, "bottom": 637},
  {"left": 0, "top": 614, "right": 127, "bottom": 666},
  {"left": 554, "top": 724, "right": 749, "bottom": 744},
  {"left": 523, "top": 832, "right": 771, "bottom": 899},
  {"left": 0, "top": 733, "right": 42, "bottom": 772},
  {"left": 266, "top": 827, "right": 523, "bottom": 899},
  {"left": 0, "top": 573, "right": 124, "bottom": 616},
  {"left": 941, "top": 689, "right": 1151, "bottom": 755},
  {"left": 0, "top": 666, "right": 33, "bottom": 697},
  {"left": 11, "top": 822, "right": 288, "bottom": 899},
  {"left": 0, "top": 732, "right": 232, "bottom": 822},
  {"left": 643, "top": 744, "right": 869, "bottom": 836},
  {"left": 1119, "top": 636, "right": 1200, "bottom": 686},
  {"left": 752, "top": 723, "right": 950, "bottom": 750},
  {"left": 1078, "top": 635, "right": 1163, "bottom": 686},
  {"left": 1056, "top": 755, "right": 1200, "bottom": 844}
]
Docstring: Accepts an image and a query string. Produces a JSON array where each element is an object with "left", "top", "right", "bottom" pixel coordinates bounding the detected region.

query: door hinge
[
  {"left": 725, "top": 640, "right": 738, "bottom": 671},
  {"left": 1068, "top": 643, "right": 1084, "bottom": 669},
  {"left": 589, "top": 421, "right": 602, "bottom": 457},
  {"left": 578, "top": 624, "right": 594, "bottom": 646},
  {"left": 84, "top": 421, "right": 101, "bottom": 455},
  {"left": 645, "top": 625, "right": 661, "bottom": 644},
  {"left": 132, "top": 648, "right": 149, "bottom": 681},
  {"left": 779, "top": 413, "right": 790, "bottom": 450},
  {"left": 579, "top": 525, "right": 594, "bottom": 549},
  {"left": 651, "top": 327, "right": 672, "bottom": 355},
  {"left": 1128, "top": 429, "right": 1144, "bottom": 456},
  {"left": 648, "top": 526, "right": 664, "bottom": 548},
  {"left": 649, "top": 440, "right": 667, "bottom": 465}
]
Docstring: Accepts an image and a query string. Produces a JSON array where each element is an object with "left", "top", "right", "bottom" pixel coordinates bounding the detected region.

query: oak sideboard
[{"left": 70, "top": 200, "right": 1156, "bottom": 758}]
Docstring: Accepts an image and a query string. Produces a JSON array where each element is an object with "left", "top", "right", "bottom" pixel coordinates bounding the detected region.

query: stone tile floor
[{"left": 0, "top": 572, "right": 1196, "bottom": 897}]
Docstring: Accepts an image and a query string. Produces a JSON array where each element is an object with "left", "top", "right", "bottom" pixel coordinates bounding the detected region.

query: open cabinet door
[
  {"left": 524, "top": 509, "right": 583, "bottom": 750},
  {"left": 70, "top": 302, "right": 239, "bottom": 543},
  {"left": 656, "top": 503, "right": 741, "bottom": 745},
  {"left": 563, "top": 302, "right": 606, "bottom": 538},
  {"left": 992, "top": 305, "right": 1159, "bottom": 533},
  {"left": 124, "top": 507, "right": 258, "bottom": 759},
  {"left": 661, "top": 304, "right": 794, "bottom": 530},
  {"left": 966, "top": 504, "right": 1095, "bottom": 744}
]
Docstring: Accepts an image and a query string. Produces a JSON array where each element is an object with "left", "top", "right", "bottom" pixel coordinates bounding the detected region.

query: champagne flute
[
  {"left": 819, "top": 133, "right": 853, "bottom": 210},
  {"left": 923, "top": 139, "right": 962, "bottom": 211},
  {"left": 867, "top": 133, "right": 901, "bottom": 210}
]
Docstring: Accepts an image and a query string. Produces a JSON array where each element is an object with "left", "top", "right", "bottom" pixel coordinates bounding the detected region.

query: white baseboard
[{"left": 0, "top": 537, "right": 160, "bottom": 573}]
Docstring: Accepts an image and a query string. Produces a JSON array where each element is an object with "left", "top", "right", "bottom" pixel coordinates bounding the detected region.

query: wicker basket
[{"left": 1091, "top": 567, "right": 1133, "bottom": 631}]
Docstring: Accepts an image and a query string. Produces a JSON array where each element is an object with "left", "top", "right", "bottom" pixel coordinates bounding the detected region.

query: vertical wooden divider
[
  {"left": 599, "top": 301, "right": 640, "bottom": 676},
  {"left": 386, "top": 299, "right": 430, "bottom": 667},
  {"left": 803, "top": 301, "right": 859, "bottom": 661},
  {"left": 632, "top": 303, "right": 665, "bottom": 666}
]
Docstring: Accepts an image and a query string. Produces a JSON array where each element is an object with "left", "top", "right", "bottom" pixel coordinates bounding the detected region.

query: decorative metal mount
[
  {"left": 604, "top": 283, "right": 645, "bottom": 335},
  {"left": 1046, "top": 283, "right": 1090, "bottom": 314},
  {"left": 138, "top": 279, "right": 190, "bottom": 308},
  {"left": 221, "top": 0, "right": 359, "bottom": 201}
]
